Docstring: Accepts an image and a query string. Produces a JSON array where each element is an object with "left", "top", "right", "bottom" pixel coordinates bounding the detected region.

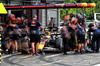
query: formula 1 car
[{"left": 38, "top": 28, "right": 63, "bottom": 54}]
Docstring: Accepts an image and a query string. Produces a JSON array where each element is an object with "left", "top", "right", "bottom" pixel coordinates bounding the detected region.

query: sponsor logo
[{"left": 31, "top": 21, "right": 36, "bottom": 26}]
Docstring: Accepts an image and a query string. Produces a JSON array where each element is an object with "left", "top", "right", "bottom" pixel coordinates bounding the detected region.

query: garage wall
[{"left": 42, "top": 9, "right": 60, "bottom": 28}]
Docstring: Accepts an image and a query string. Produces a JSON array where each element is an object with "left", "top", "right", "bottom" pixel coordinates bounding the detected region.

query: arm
[
  {"left": 27, "top": 21, "right": 31, "bottom": 34},
  {"left": 9, "top": 23, "right": 17, "bottom": 27},
  {"left": 26, "top": 26, "right": 30, "bottom": 34},
  {"left": 69, "top": 23, "right": 77, "bottom": 30},
  {"left": 63, "top": 25, "right": 67, "bottom": 33},
  {"left": 1, "top": 26, "right": 3, "bottom": 31},
  {"left": 62, "top": 25, "right": 70, "bottom": 38},
  {"left": 40, "top": 26, "right": 43, "bottom": 31},
  {"left": 38, "top": 21, "right": 43, "bottom": 31}
]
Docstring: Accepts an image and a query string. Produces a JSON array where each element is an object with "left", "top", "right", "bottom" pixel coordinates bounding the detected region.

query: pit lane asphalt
[{"left": 1, "top": 52, "right": 100, "bottom": 66}]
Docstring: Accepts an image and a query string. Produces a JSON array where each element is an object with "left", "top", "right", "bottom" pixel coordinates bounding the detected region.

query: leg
[
  {"left": 92, "top": 35, "right": 96, "bottom": 51},
  {"left": 15, "top": 40, "right": 18, "bottom": 51},
  {"left": 36, "top": 42, "right": 39, "bottom": 53},
  {"left": 30, "top": 34, "right": 36, "bottom": 54},
  {"left": 96, "top": 41, "right": 100, "bottom": 52},
  {"left": 85, "top": 39, "right": 89, "bottom": 47},
  {"left": 5, "top": 40, "right": 9, "bottom": 52},
  {"left": 78, "top": 44, "right": 81, "bottom": 52},
  {"left": 76, "top": 34, "right": 82, "bottom": 54},
  {"left": 11, "top": 42, "right": 16, "bottom": 54},
  {"left": 63, "top": 38, "right": 68, "bottom": 54},
  {"left": 35, "top": 34, "right": 40, "bottom": 54},
  {"left": 81, "top": 43, "right": 84, "bottom": 54},
  {"left": 81, "top": 43, "right": 84, "bottom": 51},
  {"left": 31, "top": 42, "right": 35, "bottom": 54},
  {"left": 96, "top": 36, "right": 100, "bottom": 52},
  {"left": 5, "top": 40, "right": 12, "bottom": 51},
  {"left": 85, "top": 40, "right": 87, "bottom": 47}
]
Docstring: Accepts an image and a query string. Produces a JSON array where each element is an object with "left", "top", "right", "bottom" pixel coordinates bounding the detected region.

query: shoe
[
  {"left": 31, "top": 53, "right": 36, "bottom": 56},
  {"left": 5, "top": 51, "right": 8, "bottom": 54},
  {"left": 5, "top": 49, "right": 8, "bottom": 54},
  {"left": 63, "top": 53, "right": 69, "bottom": 55},
  {"left": 36, "top": 52, "right": 40, "bottom": 56},
  {"left": 75, "top": 50, "right": 78, "bottom": 53},
  {"left": 74, "top": 52, "right": 78, "bottom": 54},
  {"left": 74, "top": 52, "right": 81, "bottom": 54},
  {"left": 15, "top": 50, "right": 18, "bottom": 54},
  {"left": 81, "top": 51, "right": 84, "bottom": 54}
]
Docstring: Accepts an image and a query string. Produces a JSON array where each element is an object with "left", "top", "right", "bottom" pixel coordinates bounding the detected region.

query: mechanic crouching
[{"left": 88, "top": 23, "right": 100, "bottom": 53}]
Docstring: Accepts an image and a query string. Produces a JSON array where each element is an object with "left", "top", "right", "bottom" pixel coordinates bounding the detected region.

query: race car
[{"left": 38, "top": 28, "right": 63, "bottom": 54}]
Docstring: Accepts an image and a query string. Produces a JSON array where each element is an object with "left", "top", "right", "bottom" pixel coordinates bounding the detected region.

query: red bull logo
[{"left": 31, "top": 21, "right": 36, "bottom": 26}]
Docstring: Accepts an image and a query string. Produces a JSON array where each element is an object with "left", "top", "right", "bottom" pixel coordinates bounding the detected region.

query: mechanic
[
  {"left": 84, "top": 28, "right": 90, "bottom": 50},
  {"left": 6, "top": 14, "right": 19, "bottom": 54},
  {"left": 81, "top": 13, "right": 86, "bottom": 25},
  {"left": 75, "top": 24, "right": 85, "bottom": 54},
  {"left": 70, "top": 13, "right": 75, "bottom": 21},
  {"left": 62, "top": 15, "right": 70, "bottom": 55},
  {"left": 88, "top": 23, "right": 100, "bottom": 53},
  {"left": 48, "top": 17, "right": 54, "bottom": 31},
  {"left": 69, "top": 16, "right": 79, "bottom": 51},
  {"left": 21, "top": 16, "right": 29, "bottom": 39},
  {"left": 76, "top": 14, "right": 83, "bottom": 25},
  {"left": 28, "top": 15, "right": 43, "bottom": 56},
  {"left": 69, "top": 17, "right": 83, "bottom": 54}
]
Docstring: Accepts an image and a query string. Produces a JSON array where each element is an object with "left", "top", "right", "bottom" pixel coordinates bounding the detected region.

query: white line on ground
[
  {"left": 45, "top": 51, "right": 74, "bottom": 59},
  {"left": 42, "top": 60, "right": 63, "bottom": 66},
  {"left": 1, "top": 54, "right": 13, "bottom": 59},
  {"left": 45, "top": 53, "right": 62, "bottom": 58},
  {"left": 94, "top": 64, "right": 100, "bottom": 66}
]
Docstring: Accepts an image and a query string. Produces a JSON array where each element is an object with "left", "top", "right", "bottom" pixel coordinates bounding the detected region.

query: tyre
[{"left": 55, "top": 38, "right": 63, "bottom": 50}]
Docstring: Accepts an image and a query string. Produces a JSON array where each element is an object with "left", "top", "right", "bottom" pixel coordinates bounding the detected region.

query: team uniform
[
  {"left": 28, "top": 19, "right": 41, "bottom": 43},
  {"left": 77, "top": 26, "right": 85, "bottom": 44},
  {"left": 62, "top": 21, "right": 72, "bottom": 54},
  {"left": 21, "top": 20, "right": 28, "bottom": 38},
  {"left": 69, "top": 17, "right": 79, "bottom": 49},
  {"left": 6, "top": 22, "right": 19, "bottom": 40},
  {"left": 88, "top": 27, "right": 100, "bottom": 52}
]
